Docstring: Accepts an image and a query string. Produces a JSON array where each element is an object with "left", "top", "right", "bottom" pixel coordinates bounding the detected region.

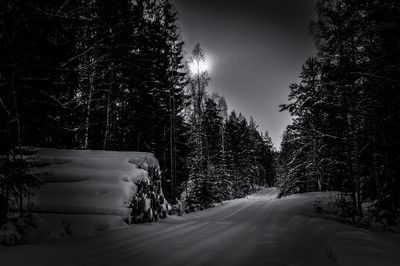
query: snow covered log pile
[{"left": 25, "top": 148, "right": 160, "bottom": 238}]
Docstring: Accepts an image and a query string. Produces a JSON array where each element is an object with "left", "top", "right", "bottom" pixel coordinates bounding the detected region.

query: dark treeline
[
  {"left": 0, "top": 0, "right": 276, "bottom": 223},
  {"left": 278, "top": 0, "right": 400, "bottom": 227},
  {"left": 0, "top": 0, "right": 187, "bottom": 171},
  {"left": 0, "top": 0, "right": 189, "bottom": 223}
]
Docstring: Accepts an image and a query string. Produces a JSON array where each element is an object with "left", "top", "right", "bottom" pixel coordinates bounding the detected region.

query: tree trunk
[
  {"left": 19, "top": 185, "right": 23, "bottom": 217},
  {"left": 83, "top": 75, "right": 93, "bottom": 149},
  {"left": 103, "top": 88, "right": 111, "bottom": 150},
  {"left": 169, "top": 89, "right": 174, "bottom": 197},
  {"left": 11, "top": 74, "right": 22, "bottom": 158}
]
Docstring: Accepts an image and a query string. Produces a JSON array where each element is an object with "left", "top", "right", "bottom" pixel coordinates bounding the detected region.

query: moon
[{"left": 189, "top": 58, "right": 210, "bottom": 75}]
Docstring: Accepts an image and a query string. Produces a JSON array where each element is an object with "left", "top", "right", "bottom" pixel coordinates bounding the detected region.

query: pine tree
[{"left": 203, "top": 98, "right": 232, "bottom": 202}]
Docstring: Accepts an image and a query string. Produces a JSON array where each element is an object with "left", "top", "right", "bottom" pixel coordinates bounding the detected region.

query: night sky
[{"left": 173, "top": 0, "right": 316, "bottom": 148}]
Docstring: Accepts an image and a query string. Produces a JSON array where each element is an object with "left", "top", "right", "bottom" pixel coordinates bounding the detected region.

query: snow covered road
[{"left": 2, "top": 187, "right": 400, "bottom": 266}]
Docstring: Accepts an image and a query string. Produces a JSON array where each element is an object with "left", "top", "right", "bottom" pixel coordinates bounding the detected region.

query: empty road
[{"left": 2, "top": 188, "right": 400, "bottom": 266}]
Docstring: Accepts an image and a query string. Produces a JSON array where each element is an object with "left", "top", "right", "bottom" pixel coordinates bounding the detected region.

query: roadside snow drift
[{"left": 26, "top": 148, "right": 158, "bottom": 238}]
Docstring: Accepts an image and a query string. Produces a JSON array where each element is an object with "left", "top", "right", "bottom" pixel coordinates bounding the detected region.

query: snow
[
  {"left": 24, "top": 148, "right": 159, "bottom": 238},
  {"left": 1, "top": 187, "right": 400, "bottom": 265},
  {"left": 32, "top": 214, "right": 128, "bottom": 239}
]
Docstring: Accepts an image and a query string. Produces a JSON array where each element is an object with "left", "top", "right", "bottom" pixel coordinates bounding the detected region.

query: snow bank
[
  {"left": 25, "top": 148, "right": 159, "bottom": 238},
  {"left": 273, "top": 192, "right": 400, "bottom": 266}
]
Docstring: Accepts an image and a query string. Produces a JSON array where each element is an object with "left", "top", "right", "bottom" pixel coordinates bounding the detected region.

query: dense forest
[
  {"left": 278, "top": 0, "right": 400, "bottom": 227},
  {"left": 0, "top": 0, "right": 276, "bottom": 225}
]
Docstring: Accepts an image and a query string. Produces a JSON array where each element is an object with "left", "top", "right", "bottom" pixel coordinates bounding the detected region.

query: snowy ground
[{"left": 1, "top": 187, "right": 400, "bottom": 266}]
